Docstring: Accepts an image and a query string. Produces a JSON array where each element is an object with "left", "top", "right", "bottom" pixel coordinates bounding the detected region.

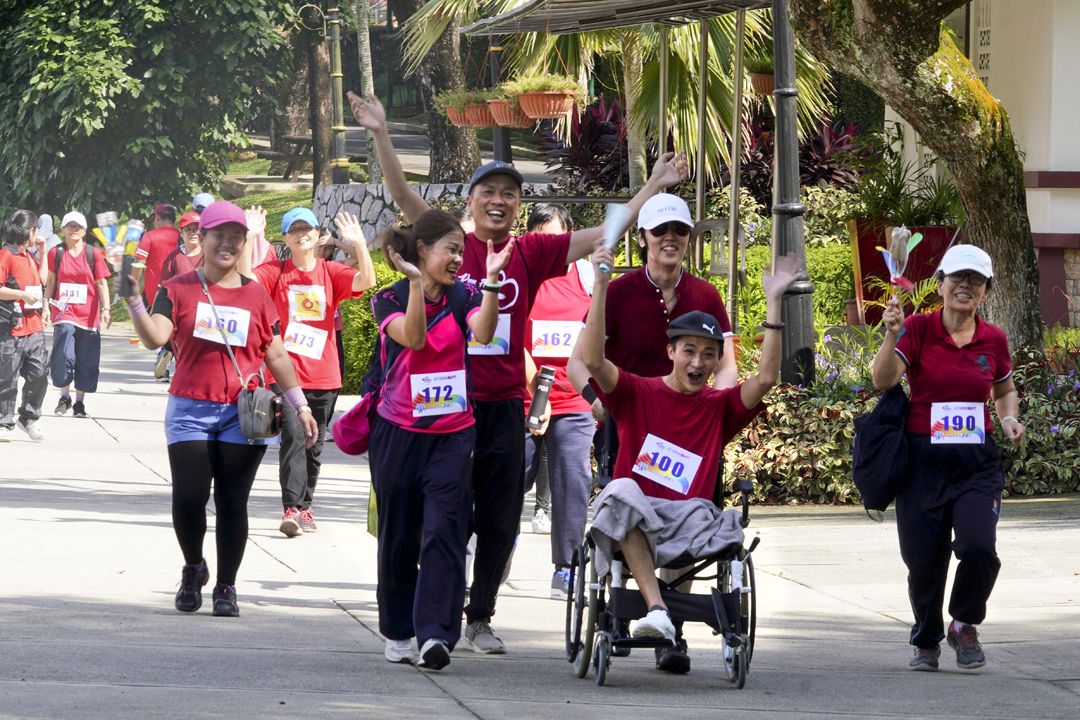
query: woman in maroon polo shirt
[{"left": 872, "top": 244, "right": 1025, "bottom": 673}]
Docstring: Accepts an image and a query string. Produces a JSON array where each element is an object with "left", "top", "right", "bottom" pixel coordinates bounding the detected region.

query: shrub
[
  {"left": 340, "top": 252, "right": 398, "bottom": 394},
  {"left": 541, "top": 99, "right": 629, "bottom": 192},
  {"left": 501, "top": 74, "right": 582, "bottom": 96}
]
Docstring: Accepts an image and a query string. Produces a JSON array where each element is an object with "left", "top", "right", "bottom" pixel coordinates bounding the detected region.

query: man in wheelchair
[{"left": 578, "top": 243, "right": 800, "bottom": 670}]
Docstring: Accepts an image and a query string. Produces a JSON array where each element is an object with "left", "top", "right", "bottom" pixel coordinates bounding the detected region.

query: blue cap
[
  {"left": 467, "top": 161, "right": 524, "bottom": 193},
  {"left": 192, "top": 192, "right": 215, "bottom": 213},
  {"left": 281, "top": 207, "right": 319, "bottom": 234}
]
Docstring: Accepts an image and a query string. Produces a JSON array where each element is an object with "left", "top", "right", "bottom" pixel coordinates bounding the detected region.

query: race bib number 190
[
  {"left": 633, "top": 434, "right": 703, "bottom": 495},
  {"left": 930, "top": 402, "right": 985, "bottom": 444}
]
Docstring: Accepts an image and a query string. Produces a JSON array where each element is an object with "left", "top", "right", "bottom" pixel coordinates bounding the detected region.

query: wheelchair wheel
[
  {"left": 744, "top": 554, "right": 757, "bottom": 665},
  {"left": 594, "top": 633, "right": 610, "bottom": 686},
  {"left": 570, "top": 541, "right": 597, "bottom": 678},
  {"left": 732, "top": 645, "right": 748, "bottom": 689}
]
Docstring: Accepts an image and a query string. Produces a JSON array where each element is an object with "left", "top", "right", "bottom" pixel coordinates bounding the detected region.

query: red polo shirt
[
  {"left": 605, "top": 267, "right": 732, "bottom": 377},
  {"left": 591, "top": 371, "right": 763, "bottom": 501},
  {"left": 135, "top": 226, "right": 181, "bottom": 303},
  {"left": 0, "top": 246, "right": 44, "bottom": 336},
  {"left": 457, "top": 231, "right": 571, "bottom": 402},
  {"left": 894, "top": 309, "right": 1012, "bottom": 436}
]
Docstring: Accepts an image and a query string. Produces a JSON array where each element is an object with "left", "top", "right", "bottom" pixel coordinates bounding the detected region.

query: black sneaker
[
  {"left": 947, "top": 623, "right": 986, "bottom": 669},
  {"left": 72, "top": 401, "right": 87, "bottom": 418},
  {"left": 175, "top": 560, "right": 209, "bottom": 612},
  {"left": 212, "top": 584, "right": 239, "bottom": 617},
  {"left": 54, "top": 396, "right": 72, "bottom": 416},
  {"left": 655, "top": 638, "right": 691, "bottom": 673},
  {"left": 418, "top": 638, "right": 451, "bottom": 671},
  {"left": 909, "top": 645, "right": 941, "bottom": 671}
]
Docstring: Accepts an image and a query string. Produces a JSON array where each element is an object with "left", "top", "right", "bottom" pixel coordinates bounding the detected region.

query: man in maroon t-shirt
[
  {"left": 134, "top": 203, "right": 181, "bottom": 379},
  {"left": 581, "top": 243, "right": 800, "bottom": 664},
  {"left": 349, "top": 90, "right": 689, "bottom": 653}
]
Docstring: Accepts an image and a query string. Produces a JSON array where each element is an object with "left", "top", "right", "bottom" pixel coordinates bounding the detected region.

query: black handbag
[
  {"left": 852, "top": 383, "right": 910, "bottom": 513},
  {"left": 196, "top": 269, "right": 282, "bottom": 442}
]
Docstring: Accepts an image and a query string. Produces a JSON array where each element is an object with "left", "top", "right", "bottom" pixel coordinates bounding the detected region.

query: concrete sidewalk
[{"left": 2, "top": 329, "right": 1079, "bottom": 719}]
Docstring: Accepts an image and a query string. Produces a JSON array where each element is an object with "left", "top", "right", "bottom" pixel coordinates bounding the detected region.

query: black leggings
[{"left": 168, "top": 440, "right": 267, "bottom": 586}]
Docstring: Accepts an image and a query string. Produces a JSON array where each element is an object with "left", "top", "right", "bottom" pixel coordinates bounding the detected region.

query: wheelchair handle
[{"left": 735, "top": 478, "right": 753, "bottom": 529}]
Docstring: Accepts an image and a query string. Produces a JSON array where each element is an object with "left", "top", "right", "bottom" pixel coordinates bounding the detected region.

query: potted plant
[
  {"left": 502, "top": 75, "right": 581, "bottom": 119},
  {"left": 487, "top": 92, "right": 533, "bottom": 128},
  {"left": 434, "top": 89, "right": 476, "bottom": 127},
  {"left": 463, "top": 89, "right": 498, "bottom": 127},
  {"left": 744, "top": 56, "right": 775, "bottom": 96}
]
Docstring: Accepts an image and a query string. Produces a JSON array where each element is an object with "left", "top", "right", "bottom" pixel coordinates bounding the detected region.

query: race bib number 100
[
  {"left": 633, "top": 434, "right": 703, "bottom": 495},
  {"left": 193, "top": 302, "right": 251, "bottom": 347},
  {"left": 930, "top": 402, "right": 985, "bottom": 444}
]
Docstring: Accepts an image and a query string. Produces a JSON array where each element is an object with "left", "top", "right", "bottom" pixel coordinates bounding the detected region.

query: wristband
[
  {"left": 480, "top": 281, "right": 501, "bottom": 293},
  {"left": 580, "top": 384, "right": 598, "bottom": 405},
  {"left": 761, "top": 321, "right": 785, "bottom": 330},
  {"left": 1001, "top": 415, "right": 1018, "bottom": 426},
  {"left": 284, "top": 386, "right": 307, "bottom": 410},
  {"left": 126, "top": 299, "right": 147, "bottom": 319}
]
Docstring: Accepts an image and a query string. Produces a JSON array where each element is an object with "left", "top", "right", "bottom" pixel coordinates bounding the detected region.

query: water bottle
[{"left": 527, "top": 365, "right": 557, "bottom": 431}]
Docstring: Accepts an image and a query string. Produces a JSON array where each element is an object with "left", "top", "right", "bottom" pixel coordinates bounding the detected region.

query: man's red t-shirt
[
  {"left": 591, "top": 371, "right": 763, "bottom": 501},
  {"left": 894, "top": 309, "right": 1012, "bottom": 436},
  {"left": 605, "top": 267, "right": 732, "bottom": 377},
  {"left": 457, "top": 231, "right": 571, "bottom": 402},
  {"left": 253, "top": 258, "right": 361, "bottom": 390},
  {"left": 152, "top": 273, "right": 280, "bottom": 404},
  {"left": 524, "top": 262, "right": 592, "bottom": 416},
  {"left": 159, "top": 247, "right": 202, "bottom": 285},
  {"left": 0, "top": 246, "right": 44, "bottom": 336},
  {"left": 47, "top": 244, "right": 111, "bottom": 331},
  {"left": 135, "top": 226, "right": 181, "bottom": 303}
]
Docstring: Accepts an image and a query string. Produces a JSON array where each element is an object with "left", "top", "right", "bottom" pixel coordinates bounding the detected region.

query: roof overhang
[{"left": 463, "top": 0, "right": 770, "bottom": 36}]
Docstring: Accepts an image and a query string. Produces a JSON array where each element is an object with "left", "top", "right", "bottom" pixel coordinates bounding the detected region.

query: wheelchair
[{"left": 564, "top": 479, "right": 759, "bottom": 688}]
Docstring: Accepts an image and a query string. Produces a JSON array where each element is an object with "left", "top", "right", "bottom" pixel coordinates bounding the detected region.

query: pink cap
[{"left": 198, "top": 201, "right": 248, "bottom": 231}]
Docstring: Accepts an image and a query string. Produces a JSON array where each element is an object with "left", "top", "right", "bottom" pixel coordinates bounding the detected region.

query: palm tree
[{"left": 399, "top": 2, "right": 833, "bottom": 186}]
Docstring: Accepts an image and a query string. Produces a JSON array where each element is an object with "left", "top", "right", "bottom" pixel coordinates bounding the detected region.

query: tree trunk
[
  {"left": 355, "top": 0, "right": 381, "bottom": 183},
  {"left": 308, "top": 30, "right": 333, "bottom": 188},
  {"left": 621, "top": 30, "right": 648, "bottom": 190},
  {"left": 396, "top": 0, "right": 480, "bottom": 183},
  {"left": 788, "top": 0, "right": 1043, "bottom": 348},
  {"left": 271, "top": 31, "right": 311, "bottom": 178}
]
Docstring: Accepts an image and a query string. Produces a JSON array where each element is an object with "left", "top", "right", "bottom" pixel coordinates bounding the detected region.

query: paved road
[{"left": 2, "top": 329, "right": 1079, "bottom": 719}]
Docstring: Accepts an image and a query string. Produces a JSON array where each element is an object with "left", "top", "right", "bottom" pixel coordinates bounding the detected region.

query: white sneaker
[
  {"left": 532, "top": 508, "right": 551, "bottom": 534},
  {"left": 550, "top": 568, "right": 570, "bottom": 600},
  {"left": 463, "top": 620, "right": 506, "bottom": 654},
  {"left": 384, "top": 638, "right": 416, "bottom": 665},
  {"left": 417, "top": 638, "right": 451, "bottom": 671},
  {"left": 154, "top": 350, "right": 173, "bottom": 380},
  {"left": 0, "top": 427, "right": 11, "bottom": 442},
  {"left": 16, "top": 418, "right": 44, "bottom": 441},
  {"left": 632, "top": 607, "right": 676, "bottom": 641}
]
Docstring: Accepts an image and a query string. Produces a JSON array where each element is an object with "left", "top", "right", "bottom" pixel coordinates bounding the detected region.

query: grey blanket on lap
[{"left": 589, "top": 478, "right": 744, "bottom": 579}]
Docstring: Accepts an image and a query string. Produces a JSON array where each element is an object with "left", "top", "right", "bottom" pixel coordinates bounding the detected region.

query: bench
[{"left": 255, "top": 149, "right": 309, "bottom": 180}]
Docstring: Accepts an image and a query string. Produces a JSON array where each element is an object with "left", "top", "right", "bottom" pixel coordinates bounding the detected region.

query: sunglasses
[
  {"left": 945, "top": 271, "right": 988, "bottom": 286},
  {"left": 647, "top": 222, "right": 692, "bottom": 237}
]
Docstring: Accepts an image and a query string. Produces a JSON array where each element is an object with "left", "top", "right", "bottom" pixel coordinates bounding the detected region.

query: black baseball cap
[
  {"left": 467, "top": 161, "right": 524, "bottom": 193},
  {"left": 666, "top": 311, "right": 725, "bottom": 350}
]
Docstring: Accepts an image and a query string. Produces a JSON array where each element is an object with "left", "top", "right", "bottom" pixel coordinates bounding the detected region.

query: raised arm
[
  {"left": 872, "top": 297, "right": 907, "bottom": 390},
  {"left": 468, "top": 238, "right": 515, "bottom": 344},
  {"left": 382, "top": 254, "right": 426, "bottom": 350},
  {"left": 348, "top": 92, "right": 431, "bottom": 224},
  {"left": 332, "top": 211, "right": 378, "bottom": 292},
  {"left": 739, "top": 254, "right": 801, "bottom": 410},
  {"left": 565, "top": 151, "right": 690, "bottom": 264},
  {"left": 581, "top": 245, "right": 619, "bottom": 393}
]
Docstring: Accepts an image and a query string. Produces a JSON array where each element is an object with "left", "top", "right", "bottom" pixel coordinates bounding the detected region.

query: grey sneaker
[
  {"left": 16, "top": 417, "right": 45, "bottom": 441},
  {"left": 909, "top": 645, "right": 941, "bottom": 671},
  {"left": 418, "top": 638, "right": 451, "bottom": 671},
  {"left": 154, "top": 350, "right": 174, "bottom": 380},
  {"left": 54, "top": 395, "right": 72, "bottom": 415},
  {"left": 463, "top": 620, "right": 506, "bottom": 654},
  {"left": 947, "top": 623, "right": 986, "bottom": 669},
  {"left": 550, "top": 568, "right": 570, "bottom": 600},
  {"left": 384, "top": 638, "right": 416, "bottom": 665}
]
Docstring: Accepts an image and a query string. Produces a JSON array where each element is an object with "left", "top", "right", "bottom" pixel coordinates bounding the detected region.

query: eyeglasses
[
  {"left": 945, "top": 271, "right": 988, "bottom": 286},
  {"left": 647, "top": 222, "right": 692, "bottom": 237}
]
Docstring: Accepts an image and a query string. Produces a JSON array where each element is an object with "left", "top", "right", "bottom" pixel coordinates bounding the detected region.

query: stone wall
[
  {"left": 314, "top": 182, "right": 551, "bottom": 243},
  {"left": 1065, "top": 249, "right": 1080, "bottom": 327}
]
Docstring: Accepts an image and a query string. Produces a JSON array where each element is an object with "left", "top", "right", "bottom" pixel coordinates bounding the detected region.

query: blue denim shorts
[{"left": 165, "top": 395, "right": 276, "bottom": 446}]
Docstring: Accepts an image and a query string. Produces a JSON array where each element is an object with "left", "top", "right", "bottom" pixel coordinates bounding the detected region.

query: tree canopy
[{"left": 0, "top": 0, "right": 291, "bottom": 219}]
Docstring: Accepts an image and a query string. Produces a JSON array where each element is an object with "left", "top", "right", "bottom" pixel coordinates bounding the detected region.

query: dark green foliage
[
  {"left": 831, "top": 73, "right": 885, "bottom": 135},
  {"left": 0, "top": 1, "right": 289, "bottom": 218}
]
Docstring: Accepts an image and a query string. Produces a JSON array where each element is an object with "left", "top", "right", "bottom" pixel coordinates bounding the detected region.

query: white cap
[
  {"left": 60, "top": 211, "right": 87, "bottom": 229},
  {"left": 638, "top": 193, "right": 693, "bottom": 231},
  {"left": 938, "top": 244, "right": 993, "bottom": 279}
]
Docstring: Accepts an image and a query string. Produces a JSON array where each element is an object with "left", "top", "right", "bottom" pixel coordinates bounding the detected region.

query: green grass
[
  {"left": 233, "top": 188, "right": 314, "bottom": 240},
  {"left": 227, "top": 157, "right": 272, "bottom": 176}
]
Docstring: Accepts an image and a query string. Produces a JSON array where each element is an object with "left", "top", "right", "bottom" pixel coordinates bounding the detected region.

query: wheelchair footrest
[
  {"left": 611, "top": 636, "right": 675, "bottom": 650},
  {"left": 609, "top": 586, "right": 723, "bottom": 633}
]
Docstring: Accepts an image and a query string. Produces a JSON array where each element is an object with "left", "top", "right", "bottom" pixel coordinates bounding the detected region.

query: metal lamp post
[
  {"left": 771, "top": 0, "right": 814, "bottom": 385},
  {"left": 326, "top": 0, "right": 351, "bottom": 184}
]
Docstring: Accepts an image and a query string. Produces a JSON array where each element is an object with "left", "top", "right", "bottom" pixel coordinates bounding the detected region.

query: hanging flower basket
[
  {"left": 749, "top": 72, "right": 775, "bottom": 96},
  {"left": 445, "top": 106, "right": 469, "bottom": 127},
  {"left": 487, "top": 98, "right": 533, "bottom": 128},
  {"left": 464, "top": 102, "right": 496, "bottom": 128},
  {"left": 517, "top": 91, "right": 575, "bottom": 119}
]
